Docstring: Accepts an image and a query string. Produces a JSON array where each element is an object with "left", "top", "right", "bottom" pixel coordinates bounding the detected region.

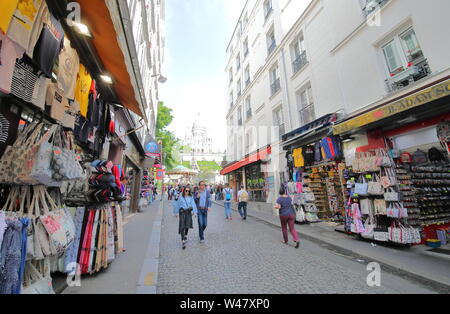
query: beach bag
[
  {"left": 354, "top": 176, "right": 368, "bottom": 196},
  {"left": 361, "top": 216, "right": 375, "bottom": 239},
  {"left": 296, "top": 206, "right": 305, "bottom": 223},
  {"left": 30, "top": 125, "right": 61, "bottom": 187},
  {"left": 368, "top": 174, "right": 384, "bottom": 196},
  {"left": 386, "top": 203, "right": 400, "bottom": 218},
  {"left": 360, "top": 198, "right": 373, "bottom": 215},
  {"left": 380, "top": 168, "right": 393, "bottom": 189},
  {"left": 374, "top": 199, "right": 387, "bottom": 216},
  {"left": 22, "top": 260, "right": 55, "bottom": 294},
  {"left": 305, "top": 203, "right": 318, "bottom": 213},
  {"left": 305, "top": 193, "right": 316, "bottom": 202},
  {"left": 397, "top": 203, "right": 408, "bottom": 219},
  {"left": 38, "top": 186, "right": 75, "bottom": 254},
  {"left": 374, "top": 224, "right": 389, "bottom": 242},
  {"left": 384, "top": 188, "right": 400, "bottom": 202}
]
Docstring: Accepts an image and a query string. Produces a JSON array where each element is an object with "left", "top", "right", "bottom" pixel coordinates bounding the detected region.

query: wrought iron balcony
[
  {"left": 271, "top": 78, "right": 281, "bottom": 96},
  {"left": 385, "top": 58, "right": 431, "bottom": 93},
  {"left": 292, "top": 51, "right": 308, "bottom": 74}
]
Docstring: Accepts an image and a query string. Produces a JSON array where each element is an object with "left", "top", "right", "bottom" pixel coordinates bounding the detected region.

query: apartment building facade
[{"left": 222, "top": 0, "right": 450, "bottom": 207}]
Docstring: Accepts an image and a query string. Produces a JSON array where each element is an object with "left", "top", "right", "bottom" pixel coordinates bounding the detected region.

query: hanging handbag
[
  {"left": 368, "top": 174, "right": 384, "bottom": 196},
  {"left": 30, "top": 125, "right": 61, "bottom": 187},
  {"left": 305, "top": 193, "right": 316, "bottom": 202},
  {"left": 305, "top": 203, "right": 319, "bottom": 213},
  {"left": 22, "top": 260, "right": 55, "bottom": 294},
  {"left": 359, "top": 198, "right": 373, "bottom": 215},
  {"left": 354, "top": 176, "right": 368, "bottom": 196},
  {"left": 374, "top": 225, "right": 389, "bottom": 242},
  {"left": 296, "top": 205, "right": 306, "bottom": 223},
  {"left": 361, "top": 216, "right": 375, "bottom": 239},
  {"left": 374, "top": 199, "right": 387, "bottom": 216},
  {"left": 51, "top": 129, "right": 85, "bottom": 181},
  {"left": 380, "top": 168, "right": 392, "bottom": 189},
  {"left": 386, "top": 203, "right": 400, "bottom": 218},
  {"left": 384, "top": 188, "right": 400, "bottom": 202}
]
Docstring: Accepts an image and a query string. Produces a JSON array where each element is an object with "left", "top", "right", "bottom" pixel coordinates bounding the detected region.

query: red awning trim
[{"left": 220, "top": 146, "right": 272, "bottom": 175}]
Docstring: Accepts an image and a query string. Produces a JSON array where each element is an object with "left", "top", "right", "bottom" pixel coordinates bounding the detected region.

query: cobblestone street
[{"left": 157, "top": 202, "right": 437, "bottom": 294}]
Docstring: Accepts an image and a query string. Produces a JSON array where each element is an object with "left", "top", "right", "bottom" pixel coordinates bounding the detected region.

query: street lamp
[{"left": 152, "top": 74, "right": 168, "bottom": 84}]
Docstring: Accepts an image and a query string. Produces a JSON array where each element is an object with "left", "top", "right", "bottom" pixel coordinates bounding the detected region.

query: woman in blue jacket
[{"left": 176, "top": 187, "right": 198, "bottom": 250}]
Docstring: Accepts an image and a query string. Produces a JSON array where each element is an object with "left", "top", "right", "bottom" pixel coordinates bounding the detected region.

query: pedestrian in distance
[
  {"left": 194, "top": 181, "right": 212, "bottom": 243},
  {"left": 172, "top": 186, "right": 181, "bottom": 217},
  {"left": 223, "top": 184, "right": 233, "bottom": 220},
  {"left": 274, "top": 186, "right": 300, "bottom": 249},
  {"left": 176, "top": 187, "right": 198, "bottom": 250},
  {"left": 237, "top": 186, "right": 249, "bottom": 220}
]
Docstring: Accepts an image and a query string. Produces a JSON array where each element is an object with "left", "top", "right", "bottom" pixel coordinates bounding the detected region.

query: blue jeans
[
  {"left": 197, "top": 209, "right": 208, "bottom": 240},
  {"left": 224, "top": 202, "right": 232, "bottom": 219},
  {"left": 238, "top": 202, "right": 247, "bottom": 218}
]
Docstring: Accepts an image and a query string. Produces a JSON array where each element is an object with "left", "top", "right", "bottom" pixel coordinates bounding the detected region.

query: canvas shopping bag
[
  {"left": 368, "top": 174, "right": 384, "bottom": 196},
  {"left": 354, "top": 176, "right": 368, "bottom": 196}
]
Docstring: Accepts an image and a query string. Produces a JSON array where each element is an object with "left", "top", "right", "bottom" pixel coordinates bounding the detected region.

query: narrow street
[{"left": 157, "top": 202, "right": 436, "bottom": 294}]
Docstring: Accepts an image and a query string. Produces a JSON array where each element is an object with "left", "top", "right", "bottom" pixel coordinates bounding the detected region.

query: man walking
[
  {"left": 237, "top": 186, "right": 249, "bottom": 220},
  {"left": 223, "top": 184, "right": 234, "bottom": 220},
  {"left": 194, "top": 181, "right": 212, "bottom": 243}
]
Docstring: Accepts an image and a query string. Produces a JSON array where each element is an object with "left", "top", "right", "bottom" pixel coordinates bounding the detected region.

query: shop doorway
[{"left": 122, "top": 157, "right": 141, "bottom": 215}]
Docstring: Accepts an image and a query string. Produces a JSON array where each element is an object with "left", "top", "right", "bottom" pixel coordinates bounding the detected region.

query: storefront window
[{"left": 245, "top": 163, "right": 266, "bottom": 202}]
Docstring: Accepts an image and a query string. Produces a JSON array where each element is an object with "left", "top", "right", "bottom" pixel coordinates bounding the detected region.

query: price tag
[
  {"left": 351, "top": 178, "right": 355, "bottom": 181},
  {"left": 53, "top": 149, "right": 62, "bottom": 155},
  {"left": 353, "top": 193, "right": 359, "bottom": 198},
  {"left": 366, "top": 174, "right": 372, "bottom": 179}
]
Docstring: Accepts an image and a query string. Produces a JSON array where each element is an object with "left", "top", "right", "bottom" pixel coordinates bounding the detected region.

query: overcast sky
[{"left": 160, "top": 0, "right": 246, "bottom": 151}]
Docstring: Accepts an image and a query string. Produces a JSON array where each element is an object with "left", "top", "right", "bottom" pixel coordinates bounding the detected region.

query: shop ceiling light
[
  {"left": 100, "top": 75, "right": 113, "bottom": 84},
  {"left": 342, "top": 136, "right": 355, "bottom": 143},
  {"left": 72, "top": 22, "right": 92, "bottom": 37}
]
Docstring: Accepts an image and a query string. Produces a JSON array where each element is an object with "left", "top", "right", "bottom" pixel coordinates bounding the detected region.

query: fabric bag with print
[
  {"left": 359, "top": 198, "right": 373, "bottom": 216},
  {"left": 354, "top": 176, "right": 368, "bottom": 196},
  {"left": 368, "top": 174, "right": 384, "bottom": 196},
  {"left": 384, "top": 188, "right": 400, "bottom": 202},
  {"left": 374, "top": 199, "right": 387, "bottom": 216},
  {"left": 22, "top": 259, "right": 55, "bottom": 295}
]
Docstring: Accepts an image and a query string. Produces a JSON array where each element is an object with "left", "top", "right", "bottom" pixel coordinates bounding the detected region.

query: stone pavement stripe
[
  {"left": 135, "top": 201, "right": 163, "bottom": 294},
  {"left": 212, "top": 200, "right": 450, "bottom": 294}
]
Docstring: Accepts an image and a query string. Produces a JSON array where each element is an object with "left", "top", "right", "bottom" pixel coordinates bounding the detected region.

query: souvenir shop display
[
  {"left": 0, "top": 1, "right": 129, "bottom": 293},
  {"left": 345, "top": 148, "right": 422, "bottom": 244}
]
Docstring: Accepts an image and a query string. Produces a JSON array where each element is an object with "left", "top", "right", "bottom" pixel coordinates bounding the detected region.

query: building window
[
  {"left": 269, "top": 65, "right": 281, "bottom": 96},
  {"left": 360, "top": 0, "right": 389, "bottom": 16},
  {"left": 263, "top": 0, "right": 273, "bottom": 21},
  {"left": 236, "top": 54, "right": 241, "bottom": 71},
  {"left": 245, "top": 65, "right": 251, "bottom": 87},
  {"left": 229, "top": 68, "right": 233, "bottom": 84},
  {"left": 266, "top": 26, "right": 276, "bottom": 56},
  {"left": 243, "top": 38, "right": 249, "bottom": 59},
  {"left": 237, "top": 79, "right": 242, "bottom": 98},
  {"left": 245, "top": 96, "right": 252, "bottom": 120},
  {"left": 297, "top": 86, "right": 315, "bottom": 126},
  {"left": 229, "top": 91, "right": 234, "bottom": 108},
  {"left": 291, "top": 33, "right": 308, "bottom": 74},
  {"left": 382, "top": 27, "right": 430, "bottom": 92},
  {"left": 237, "top": 106, "right": 243, "bottom": 126},
  {"left": 244, "top": 13, "right": 249, "bottom": 27},
  {"left": 273, "top": 106, "right": 285, "bottom": 138}
]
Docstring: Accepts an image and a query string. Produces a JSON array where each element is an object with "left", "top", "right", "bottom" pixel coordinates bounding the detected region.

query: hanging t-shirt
[
  {"left": 303, "top": 146, "right": 315, "bottom": 166},
  {"left": 57, "top": 37, "right": 79, "bottom": 100},
  {"left": 7, "top": 0, "right": 48, "bottom": 57},
  {"left": 33, "top": 13, "right": 64, "bottom": 78},
  {"left": 293, "top": 148, "right": 304, "bottom": 168},
  {"left": 0, "top": 33, "right": 25, "bottom": 94},
  {"left": 31, "top": 74, "right": 49, "bottom": 110},
  {"left": 45, "top": 82, "right": 69, "bottom": 121},
  {"left": 0, "top": 0, "right": 19, "bottom": 33},
  {"left": 75, "top": 64, "right": 92, "bottom": 118},
  {"left": 0, "top": 103, "right": 22, "bottom": 158},
  {"left": 10, "top": 56, "right": 39, "bottom": 103}
]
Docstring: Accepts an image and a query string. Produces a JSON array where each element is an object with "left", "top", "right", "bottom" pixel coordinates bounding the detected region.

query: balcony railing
[
  {"left": 245, "top": 79, "right": 251, "bottom": 88},
  {"left": 244, "top": 49, "right": 249, "bottom": 59},
  {"left": 292, "top": 51, "right": 308, "bottom": 74},
  {"left": 237, "top": 90, "right": 242, "bottom": 98},
  {"left": 271, "top": 78, "right": 281, "bottom": 96},
  {"left": 267, "top": 41, "right": 277, "bottom": 56},
  {"left": 299, "top": 104, "right": 316, "bottom": 126},
  {"left": 385, "top": 58, "right": 431, "bottom": 93},
  {"left": 363, "top": 0, "right": 389, "bottom": 16}
]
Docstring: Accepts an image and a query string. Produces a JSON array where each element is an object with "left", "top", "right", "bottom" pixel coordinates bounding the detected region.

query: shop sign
[
  {"left": 156, "top": 169, "right": 165, "bottom": 180},
  {"left": 333, "top": 79, "right": 450, "bottom": 135}
]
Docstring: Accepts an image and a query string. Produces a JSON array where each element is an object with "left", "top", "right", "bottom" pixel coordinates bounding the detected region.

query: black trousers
[{"left": 181, "top": 228, "right": 189, "bottom": 241}]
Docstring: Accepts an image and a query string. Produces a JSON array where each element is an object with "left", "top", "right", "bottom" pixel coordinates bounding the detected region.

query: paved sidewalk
[
  {"left": 63, "top": 201, "right": 161, "bottom": 294},
  {"left": 213, "top": 200, "right": 450, "bottom": 293}
]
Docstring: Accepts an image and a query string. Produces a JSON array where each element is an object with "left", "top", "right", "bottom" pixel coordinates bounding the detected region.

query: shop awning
[
  {"left": 281, "top": 113, "right": 338, "bottom": 150},
  {"left": 220, "top": 146, "right": 272, "bottom": 176},
  {"left": 333, "top": 78, "right": 450, "bottom": 135}
]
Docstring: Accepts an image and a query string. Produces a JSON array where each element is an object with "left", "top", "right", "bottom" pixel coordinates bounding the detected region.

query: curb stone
[{"left": 135, "top": 201, "right": 163, "bottom": 294}]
